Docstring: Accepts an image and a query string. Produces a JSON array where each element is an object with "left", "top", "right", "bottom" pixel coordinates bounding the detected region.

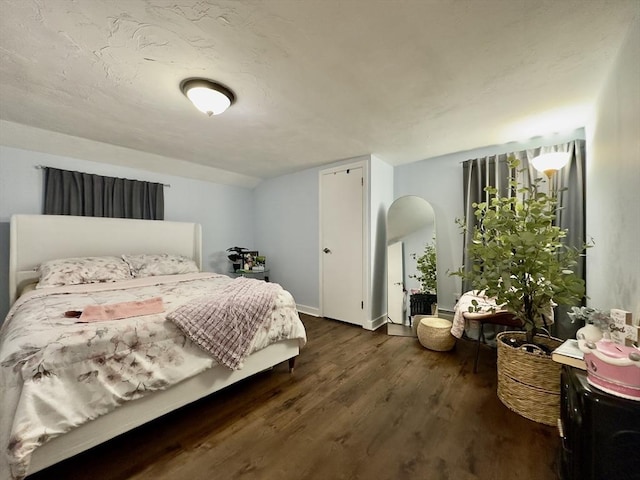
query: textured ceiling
[{"left": 0, "top": 0, "right": 637, "bottom": 187}]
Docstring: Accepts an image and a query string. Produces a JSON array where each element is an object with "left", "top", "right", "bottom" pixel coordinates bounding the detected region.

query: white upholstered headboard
[{"left": 9, "top": 214, "right": 202, "bottom": 305}]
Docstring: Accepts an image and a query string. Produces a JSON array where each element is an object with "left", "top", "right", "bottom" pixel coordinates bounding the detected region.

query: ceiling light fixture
[
  {"left": 531, "top": 151, "right": 570, "bottom": 178},
  {"left": 180, "top": 78, "right": 235, "bottom": 116}
]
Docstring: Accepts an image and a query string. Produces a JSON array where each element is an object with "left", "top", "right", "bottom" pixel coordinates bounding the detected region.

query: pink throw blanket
[
  {"left": 79, "top": 297, "right": 164, "bottom": 322},
  {"left": 167, "top": 277, "right": 281, "bottom": 370}
]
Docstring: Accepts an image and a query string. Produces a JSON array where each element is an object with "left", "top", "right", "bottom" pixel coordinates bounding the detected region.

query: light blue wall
[
  {"left": 586, "top": 17, "right": 640, "bottom": 317},
  {"left": 1, "top": 87, "right": 631, "bottom": 325},
  {"left": 253, "top": 166, "right": 319, "bottom": 312},
  {"left": 0, "top": 145, "right": 255, "bottom": 320},
  {"left": 253, "top": 154, "right": 395, "bottom": 326},
  {"left": 369, "top": 156, "right": 395, "bottom": 322}
]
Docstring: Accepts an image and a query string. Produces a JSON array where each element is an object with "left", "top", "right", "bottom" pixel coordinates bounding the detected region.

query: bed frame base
[{"left": 28, "top": 340, "right": 299, "bottom": 475}]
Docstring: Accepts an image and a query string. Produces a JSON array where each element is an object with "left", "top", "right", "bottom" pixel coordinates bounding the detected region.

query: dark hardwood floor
[{"left": 29, "top": 314, "right": 559, "bottom": 480}]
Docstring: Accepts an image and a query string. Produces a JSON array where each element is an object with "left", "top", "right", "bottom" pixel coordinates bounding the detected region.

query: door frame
[
  {"left": 318, "top": 159, "right": 370, "bottom": 326},
  {"left": 387, "top": 240, "right": 406, "bottom": 325}
]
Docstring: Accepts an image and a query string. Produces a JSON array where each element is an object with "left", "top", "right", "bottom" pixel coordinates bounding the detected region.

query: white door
[
  {"left": 387, "top": 241, "right": 405, "bottom": 325},
  {"left": 320, "top": 166, "right": 364, "bottom": 325}
]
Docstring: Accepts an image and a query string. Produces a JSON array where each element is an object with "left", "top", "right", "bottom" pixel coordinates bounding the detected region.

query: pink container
[{"left": 579, "top": 339, "right": 640, "bottom": 401}]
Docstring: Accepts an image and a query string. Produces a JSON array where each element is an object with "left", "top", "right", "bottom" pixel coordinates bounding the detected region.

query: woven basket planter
[{"left": 496, "top": 331, "right": 563, "bottom": 426}]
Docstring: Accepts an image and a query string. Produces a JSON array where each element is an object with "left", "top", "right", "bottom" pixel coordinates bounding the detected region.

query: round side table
[{"left": 417, "top": 317, "right": 456, "bottom": 351}]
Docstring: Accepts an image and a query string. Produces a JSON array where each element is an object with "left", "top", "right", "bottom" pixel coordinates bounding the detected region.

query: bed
[{"left": 0, "top": 214, "right": 307, "bottom": 480}]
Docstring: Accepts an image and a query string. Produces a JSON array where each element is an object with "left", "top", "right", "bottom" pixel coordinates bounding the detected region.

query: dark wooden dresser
[{"left": 559, "top": 365, "right": 640, "bottom": 480}]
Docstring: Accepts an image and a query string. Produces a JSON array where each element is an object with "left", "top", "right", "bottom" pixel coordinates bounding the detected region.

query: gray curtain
[
  {"left": 43, "top": 167, "right": 164, "bottom": 220},
  {"left": 461, "top": 155, "right": 514, "bottom": 294},
  {"left": 461, "top": 139, "right": 586, "bottom": 340}
]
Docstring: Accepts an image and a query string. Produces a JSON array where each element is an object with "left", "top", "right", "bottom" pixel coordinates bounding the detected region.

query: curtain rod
[{"left": 34, "top": 165, "right": 171, "bottom": 188}]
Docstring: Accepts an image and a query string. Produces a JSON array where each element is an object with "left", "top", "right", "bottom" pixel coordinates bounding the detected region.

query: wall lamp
[
  {"left": 531, "top": 152, "right": 570, "bottom": 178},
  {"left": 180, "top": 78, "right": 235, "bottom": 116}
]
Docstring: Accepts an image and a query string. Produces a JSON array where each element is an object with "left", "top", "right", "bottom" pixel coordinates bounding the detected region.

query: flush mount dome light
[{"left": 180, "top": 78, "right": 235, "bottom": 116}]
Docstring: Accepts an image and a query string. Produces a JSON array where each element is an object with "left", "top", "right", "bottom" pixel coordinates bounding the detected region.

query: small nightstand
[{"left": 232, "top": 269, "right": 270, "bottom": 282}]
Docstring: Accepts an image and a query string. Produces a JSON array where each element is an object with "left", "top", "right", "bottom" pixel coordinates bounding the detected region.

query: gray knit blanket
[{"left": 167, "top": 277, "right": 281, "bottom": 370}]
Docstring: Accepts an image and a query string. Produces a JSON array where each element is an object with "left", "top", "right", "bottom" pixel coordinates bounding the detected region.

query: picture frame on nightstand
[{"left": 240, "top": 251, "right": 259, "bottom": 271}]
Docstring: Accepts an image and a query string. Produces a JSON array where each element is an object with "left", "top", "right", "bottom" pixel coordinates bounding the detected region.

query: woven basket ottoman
[{"left": 417, "top": 317, "right": 456, "bottom": 351}]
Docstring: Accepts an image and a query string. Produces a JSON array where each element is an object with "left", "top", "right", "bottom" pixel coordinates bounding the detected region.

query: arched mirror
[{"left": 387, "top": 196, "right": 437, "bottom": 337}]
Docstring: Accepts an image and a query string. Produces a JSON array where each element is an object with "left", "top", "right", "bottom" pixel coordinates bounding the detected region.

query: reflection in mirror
[{"left": 387, "top": 196, "right": 436, "bottom": 337}]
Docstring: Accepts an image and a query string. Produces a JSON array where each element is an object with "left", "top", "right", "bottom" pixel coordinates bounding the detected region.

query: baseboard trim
[
  {"left": 295, "top": 308, "right": 387, "bottom": 332},
  {"left": 364, "top": 314, "right": 386, "bottom": 331},
  {"left": 296, "top": 305, "right": 320, "bottom": 317}
]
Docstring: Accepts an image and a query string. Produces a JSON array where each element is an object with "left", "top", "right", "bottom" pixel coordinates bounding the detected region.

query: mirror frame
[{"left": 386, "top": 196, "right": 437, "bottom": 336}]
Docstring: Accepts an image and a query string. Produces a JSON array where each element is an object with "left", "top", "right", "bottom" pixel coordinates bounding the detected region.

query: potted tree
[
  {"left": 453, "top": 157, "right": 588, "bottom": 425},
  {"left": 409, "top": 239, "right": 437, "bottom": 316}
]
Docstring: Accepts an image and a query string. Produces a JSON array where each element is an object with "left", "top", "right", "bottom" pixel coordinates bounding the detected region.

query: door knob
[{"left": 323, "top": 248, "right": 331, "bottom": 254}]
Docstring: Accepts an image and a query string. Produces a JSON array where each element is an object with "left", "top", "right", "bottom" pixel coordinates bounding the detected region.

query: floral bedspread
[{"left": 0, "top": 273, "right": 306, "bottom": 480}]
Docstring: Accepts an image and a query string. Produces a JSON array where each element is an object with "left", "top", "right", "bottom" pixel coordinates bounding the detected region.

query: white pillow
[
  {"left": 37, "top": 256, "right": 132, "bottom": 288},
  {"left": 122, "top": 253, "right": 199, "bottom": 278}
]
